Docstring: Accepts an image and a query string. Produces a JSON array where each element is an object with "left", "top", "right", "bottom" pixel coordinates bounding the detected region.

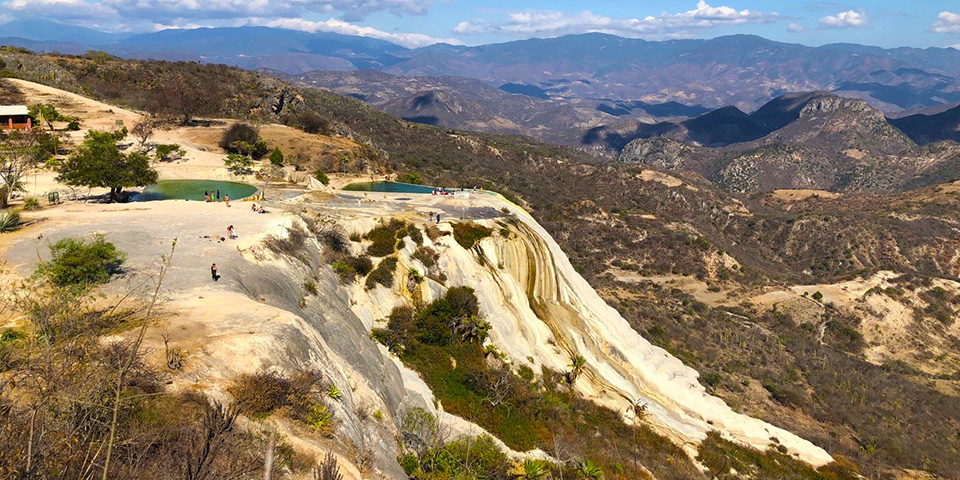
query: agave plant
[
  {"left": 575, "top": 459, "right": 604, "bottom": 480},
  {"left": 511, "top": 459, "right": 551, "bottom": 480},
  {"left": 0, "top": 210, "right": 22, "bottom": 233},
  {"left": 327, "top": 384, "right": 343, "bottom": 401}
]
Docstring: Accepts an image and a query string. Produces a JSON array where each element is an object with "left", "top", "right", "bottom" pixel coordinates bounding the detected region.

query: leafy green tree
[
  {"left": 313, "top": 169, "right": 330, "bottom": 186},
  {"left": 154, "top": 144, "right": 185, "bottom": 162},
  {"left": 28, "top": 104, "right": 65, "bottom": 132},
  {"left": 268, "top": 147, "right": 284, "bottom": 166},
  {"left": 223, "top": 153, "right": 253, "bottom": 176},
  {"left": 37, "top": 235, "right": 125, "bottom": 288},
  {"left": 56, "top": 129, "right": 158, "bottom": 202}
]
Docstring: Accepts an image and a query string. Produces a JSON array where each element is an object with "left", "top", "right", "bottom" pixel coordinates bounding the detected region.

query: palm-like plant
[
  {"left": 575, "top": 459, "right": 604, "bottom": 480},
  {"left": 566, "top": 354, "right": 587, "bottom": 384}
]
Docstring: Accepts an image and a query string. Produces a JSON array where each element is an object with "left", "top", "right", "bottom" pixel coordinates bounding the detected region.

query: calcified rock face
[{"left": 343, "top": 197, "right": 833, "bottom": 467}]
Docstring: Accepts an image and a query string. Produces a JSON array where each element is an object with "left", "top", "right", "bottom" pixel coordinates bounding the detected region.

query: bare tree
[
  {"left": 185, "top": 401, "right": 242, "bottom": 480},
  {"left": 314, "top": 452, "right": 344, "bottom": 480},
  {"left": 131, "top": 117, "right": 160, "bottom": 152},
  {"left": 0, "top": 130, "right": 48, "bottom": 206},
  {"left": 257, "top": 164, "right": 285, "bottom": 201}
]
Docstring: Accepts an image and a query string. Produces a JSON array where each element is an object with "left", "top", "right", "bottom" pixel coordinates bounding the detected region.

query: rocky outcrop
[{"left": 617, "top": 137, "right": 691, "bottom": 169}]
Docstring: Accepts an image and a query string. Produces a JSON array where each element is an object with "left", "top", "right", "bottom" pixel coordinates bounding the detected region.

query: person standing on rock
[{"left": 211, "top": 263, "right": 219, "bottom": 282}]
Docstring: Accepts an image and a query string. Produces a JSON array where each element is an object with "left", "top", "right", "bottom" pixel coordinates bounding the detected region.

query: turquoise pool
[
  {"left": 134, "top": 180, "right": 258, "bottom": 202},
  {"left": 343, "top": 181, "right": 437, "bottom": 194}
]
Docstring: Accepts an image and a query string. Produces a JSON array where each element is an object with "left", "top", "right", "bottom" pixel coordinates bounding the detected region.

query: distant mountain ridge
[{"left": 4, "top": 19, "right": 960, "bottom": 114}]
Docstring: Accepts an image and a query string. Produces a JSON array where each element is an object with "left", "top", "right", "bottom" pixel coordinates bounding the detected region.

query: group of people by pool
[
  {"left": 203, "top": 189, "right": 230, "bottom": 206},
  {"left": 431, "top": 186, "right": 483, "bottom": 196}
]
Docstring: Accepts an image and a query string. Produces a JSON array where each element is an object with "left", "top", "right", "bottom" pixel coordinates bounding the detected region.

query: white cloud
[
  {"left": 247, "top": 17, "right": 460, "bottom": 47},
  {"left": 818, "top": 10, "right": 868, "bottom": 29},
  {"left": 931, "top": 11, "right": 960, "bottom": 34},
  {"left": 4, "top": 0, "right": 115, "bottom": 19},
  {"left": 101, "top": 0, "right": 436, "bottom": 22},
  {"left": 787, "top": 23, "right": 806, "bottom": 32},
  {"left": 2, "top": 0, "right": 436, "bottom": 24},
  {"left": 453, "top": 1, "right": 780, "bottom": 39}
]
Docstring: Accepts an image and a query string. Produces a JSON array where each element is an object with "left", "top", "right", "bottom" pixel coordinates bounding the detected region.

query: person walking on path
[
  {"left": 228, "top": 225, "right": 237, "bottom": 239},
  {"left": 216, "top": 189, "right": 221, "bottom": 201},
  {"left": 224, "top": 194, "right": 230, "bottom": 207},
  {"left": 211, "top": 263, "right": 219, "bottom": 281}
]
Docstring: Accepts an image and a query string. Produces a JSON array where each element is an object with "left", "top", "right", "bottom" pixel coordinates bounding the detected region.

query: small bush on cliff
[
  {"left": 313, "top": 169, "right": 330, "bottom": 186},
  {"left": 452, "top": 222, "right": 493, "bottom": 249},
  {"left": 263, "top": 225, "right": 309, "bottom": 260},
  {"left": 364, "top": 219, "right": 407, "bottom": 257},
  {"left": 365, "top": 257, "right": 397, "bottom": 290}
]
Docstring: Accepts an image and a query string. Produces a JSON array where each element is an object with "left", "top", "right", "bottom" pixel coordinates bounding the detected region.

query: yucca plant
[
  {"left": 0, "top": 210, "right": 21, "bottom": 233},
  {"left": 23, "top": 197, "right": 41, "bottom": 210}
]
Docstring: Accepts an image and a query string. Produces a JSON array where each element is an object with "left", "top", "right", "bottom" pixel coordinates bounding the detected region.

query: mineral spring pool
[
  {"left": 342, "top": 181, "right": 437, "bottom": 194},
  {"left": 134, "top": 180, "right": 258, "bottom": 202},
  {"left": 342, "top": 181, "right": 497, "bottom": 196}
]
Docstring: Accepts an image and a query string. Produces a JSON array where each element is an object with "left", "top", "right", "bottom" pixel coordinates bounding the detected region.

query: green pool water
[
  {"left": 134, "top": 180, "right": 258, "bottom": 202},
  {"left": 342, "top": 181, "right": 437, "bottom": 194}
]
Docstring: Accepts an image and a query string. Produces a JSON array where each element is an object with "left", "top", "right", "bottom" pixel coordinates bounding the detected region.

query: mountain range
[{"left": 4, "top": 19, "right": 960, "bottom": 114}]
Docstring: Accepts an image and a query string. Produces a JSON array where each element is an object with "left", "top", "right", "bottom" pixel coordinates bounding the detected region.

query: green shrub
[
  {"left": 22, "top": 197, "right": 41, "bottom": 210},
  {"left": 0, "top": 210, "right": 22, "bottom": 233},
  {"left": 313, "top": 169, "right": 330, "bottom": 186},
  {"left": 331, "top": 260, "right": 356, "bottom": 282},
  {"left": 364, "top": 219, "right": 406, "bottom": 257},
  {"left": 220, "top": 123, "right": 268, "bottom": 159},
  {"left": 318, "top": 229, "right": 348, "bottom": 252},
  {"left": 365, "top": 257, "right": 397, "bottom": 290},
  {"left": 303, "top": 280, "right": 318, "bottom": 295},
  {"left": 66, "top": 120, "right": 81, "bottom": 131},
  {"left": 37, "top": 235, "right": 124, "bottom": 287},
  {"left": 405, "top": 224, "right": 423, "bottom": 245},
  {"left": 812, "top": 291, "right": 823, "bottom": 301},
  {"left": 452, "top": 222, "right": 493, "bottom": 249},
  {"left": 228, "top": 371, "right": 293, "bottom": 415},
  {"left": 269, "top": 147, "right": 284, "bottom": 166},
  {"left": 223, "top": 153, "right": 253, "bottom": 176},
  {"left": 345, "top": 255, "right": 373, "bottom": 276}
]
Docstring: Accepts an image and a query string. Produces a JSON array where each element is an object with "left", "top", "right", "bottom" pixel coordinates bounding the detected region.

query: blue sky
[{"left": 1, "top": 0, "right": 959, "bottom": 48}]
